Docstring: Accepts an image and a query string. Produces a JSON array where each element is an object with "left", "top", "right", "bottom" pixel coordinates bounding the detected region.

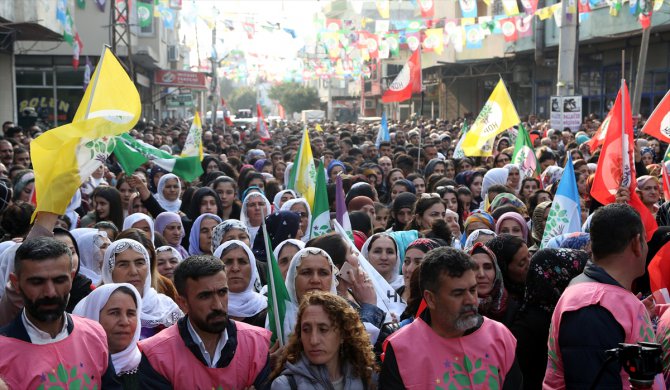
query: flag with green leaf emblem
[{"left": 311, "top": 161, "right": 331, "bottom": 238}]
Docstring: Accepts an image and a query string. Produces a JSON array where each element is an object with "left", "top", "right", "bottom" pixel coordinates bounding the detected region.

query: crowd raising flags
[
  {"left": 512, "top": 123, "right": 540, "bottom": 178},
  {"left": 30, "top": 47, "right": 141, "bottom": 216}
]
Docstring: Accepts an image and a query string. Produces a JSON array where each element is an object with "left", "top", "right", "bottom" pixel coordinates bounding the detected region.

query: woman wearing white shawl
[
  {"left": 73, "top": 229, "right": 110, "bottom": 285},
  {"left": 102, "top": 238, "right": 182, "bottom": 339},
  {"left": 258, "top": 239, "right": 305, "bottom": 296},
  {"left": 122, "top": 213, "right": 155, "bottom": 243},
  {"left": 155, "top": 173, "right": 182, "bottom": 213},
  {"left": 272, "top": 189, "right": 296, "bottom": 210},
  {"left": 463, "top": 229, "right": 497, "bottom": 251},
  {"left": 480, "top": 167, "right": 509, "bottom": 210},
  {"left": 0, "top": 241, "right": 20, "bottom": 300},
  {"left": 504, "top": 163, "right": 523, "bottom": 193},
  {"left": 240, "top": 192, "right": 271, "bottom": 244},
  {"left": 280, "top": 247, "right": 338, "bottom": 345},
  {"left": 360, "top": 233, "right": 404, "bottom": 290},
  {"left": 73, "top": 283, "right": 143, "bottom": 381},
  {"left": 280, "top": 198, "right": 312, "bottom": 242},
  {"left": 213, "top": 240, "right": 267, "bottom": 327}
]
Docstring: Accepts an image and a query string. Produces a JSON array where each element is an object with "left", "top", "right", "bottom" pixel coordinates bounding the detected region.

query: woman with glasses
[
  {"left": 494, "top": 152, "right": 512, "bottom": 168},
  {"left": 281, "top": 198, "right": 312, "bottom": 242}
]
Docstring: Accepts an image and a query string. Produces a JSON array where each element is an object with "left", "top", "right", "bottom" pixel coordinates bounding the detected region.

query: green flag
[
  {"left": 63, "top": 9, "right": 75, "bottom": 45},
  {"left": 137, "top": 2, "right": 153, "bottom": 28},
  {"left": 311, "top": 161, "right": 331, "bottom": 238},
  {"left": 512, "top": 123, "right": 540, "bottom": 178},
  {"left": 76, "top": 0, "right": 85, "bottom": 9},
  {"left": 262, "top": 219, "right": 291, "bottom": 345},
  {"left": 113, "top": 133, "right": 203, "bottom": 182}
]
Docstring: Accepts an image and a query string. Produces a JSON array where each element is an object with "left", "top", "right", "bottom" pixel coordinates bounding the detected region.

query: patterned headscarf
[
  {"left": 545, "top": 232, "right": 591, "bottom": 251},
  {"left": 211, "top": 219, "right": 249, "bottom": 252},
  {"left": 490, "top": 193, "right": 527, "bottom": 215},
  {"left": 464, "top": 211, "right": 495, "bottom": 232},
  {"left": 252, "top": 210, "right": 301, "bottom": 260},
  {"left": 531, "top": 201, "right": 553, "bottom": 244},
  {"left": 522, "top": 248, "right": 589, "bottom": 313},
  {"left": 470, "top": 243, "right": 507, "bottom": 317},
  {"left": 406, "top": 238, "right": 442, "bottom": 254}
]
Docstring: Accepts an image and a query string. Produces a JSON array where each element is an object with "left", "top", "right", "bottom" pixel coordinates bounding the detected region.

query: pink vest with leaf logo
[
  {"left": 140, "top": 320, "right": 271, "bottom": 390},
  {"left": 0, "top": 315, "right": 109, "bottom": 390},
  {"left": 543, "top": 281, "right": 665, "bottom": 389},
  {"left": 386, "top": 316, "right": 516, "bottom": 389}
]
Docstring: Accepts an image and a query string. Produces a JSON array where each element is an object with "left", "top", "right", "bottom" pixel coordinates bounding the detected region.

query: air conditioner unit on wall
[{"left": 168, "top": 45, "right": 179, "bottom": 62}]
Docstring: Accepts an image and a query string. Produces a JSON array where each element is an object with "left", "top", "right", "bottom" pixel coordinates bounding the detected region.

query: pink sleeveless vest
[
  {"left": 140, "top": 320, "right": 271, "bottom": 389},
  {"left": 543, "top": 282, "right": 665, "bottom": 389},
  {"left": 386, "top": 316, "right": 516, "bottom": 389},
  {"left": 0, "top": 315, "right": 109, "bottom": 390}
]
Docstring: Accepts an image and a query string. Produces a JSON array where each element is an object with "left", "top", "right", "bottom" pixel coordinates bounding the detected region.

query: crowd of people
[{"left": 0, "top": 113, "right": 669, "bottom": 389}]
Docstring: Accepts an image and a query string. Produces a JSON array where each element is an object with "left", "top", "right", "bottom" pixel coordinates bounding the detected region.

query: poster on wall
[{"left": 550, "top": 95, "right": 582, "bottom": 132}]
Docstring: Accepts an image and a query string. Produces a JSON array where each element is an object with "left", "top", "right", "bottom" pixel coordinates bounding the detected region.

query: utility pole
[
  {"left": 632, "top": 13, "right": 653, "bottom": 123},
  {"left": 209, "top": 7, "right": 218, "bottom": 128},
  {"left": 556, "top": 0, "right": 577, "bottom": 97}
]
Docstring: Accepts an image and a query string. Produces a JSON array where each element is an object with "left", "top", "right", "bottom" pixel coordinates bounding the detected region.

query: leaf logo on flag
[{"left": 474, "top": 102, "right": 503, "bottom": 139}]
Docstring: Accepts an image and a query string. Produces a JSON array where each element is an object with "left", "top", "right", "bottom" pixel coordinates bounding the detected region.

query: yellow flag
[
  {"left": 31, "top": 47, "right": 140, "bottom": 216},
  {"left": 294, "top": 128, "right": 317, "bottom": 209},
  {"left": 182, "top": 112, "right": 203, "bottom": 161},
  {"left": 315, "top": 124, "right": 323, "bottom": 132},
  {"left": 536, "top": 6, "right": 555, "bottom": 20},
  {"left": 462, "top": 79, "right": 519, "bottom": 157},
  {"left": 376, "top": 0, "right": 390, "bottom": 18}
]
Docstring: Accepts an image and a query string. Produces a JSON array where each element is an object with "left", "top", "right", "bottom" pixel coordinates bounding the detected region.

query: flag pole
[
  {"left": 83, "top": 46, "right": 108, "bottom": 119},
  {"left": 261, "top": 207, "right": 284, "bottom": 346}
]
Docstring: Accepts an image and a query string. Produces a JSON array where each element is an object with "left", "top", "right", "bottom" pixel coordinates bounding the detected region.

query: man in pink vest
[
  {"left": 380, "top": 246, "right": 522, "bottom": 389},
  {"left": 543, "top": 203, "right": 664, "bottom": 389},
  {"left": 139, "top": 255, "right": 271, "bottom": 389},
  {"left": 0, "top": 237, "right": 119, "bottom": 389}
]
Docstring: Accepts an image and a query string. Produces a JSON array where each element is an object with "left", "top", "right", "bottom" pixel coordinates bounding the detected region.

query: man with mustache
[
  {"left": 0, "top": 237, "right": 119, "bottom": 389},
  {"left": 380, "top": 247, "right": 522, "bottom": 389},
  {"left": 140, "top": 255, "right": 272, "bottom": 389}
]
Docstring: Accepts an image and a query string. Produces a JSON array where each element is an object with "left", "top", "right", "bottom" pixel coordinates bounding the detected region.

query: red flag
[
  {"left": 639, "top": 12, "right": 652, "bottom": 30},
  {"left": 664, "top": 161, "right": 670, "bottom": 202},
  {"left": 256, "top": 104, "right": 270, "bottom": 141},
  {"left": 649, "top": 242, "right": 670, "bottom": 293},
  {"left": 641, "top": 89, "right": 670, "bottom": 142},
  {"left": 578, "top": 0, "right": 591, "bottom": 13},
  {"left": 418, "top": 0, "right": 435, "bottom": 18},
  {"left": 588, "top": 108, "right": 614, "bottom": 153},
  {"left": 72, "top": 33, "right": 83, "bottom": 69},
  {"left": 278, "top": 104, "right": 286, "bottom": 120},
  {"left": 382, "top": 49, "right": 422, "bottom": 103},
  {"left": 501, "top": 18, "right": 518, "bottom": 42},
  {"left": 590, "top": 82, "right": 658, "bottom": 239}
]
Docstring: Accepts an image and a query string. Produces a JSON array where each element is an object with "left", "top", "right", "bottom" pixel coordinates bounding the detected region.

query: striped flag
[
  {"left": 30, "top": 47, "right": 140, "bottom": 216},
  {"left": 113, "top": 133, "right": 203, "bottom": 182},
  {"left": 311, "top": 161, "right": 331, "bottom": 238},
  {"left": 262, "top": 217, "right": 291, "bottom": 346},
  {"left": 541, "top": 155, "right": 582, "bottom": 248},
  {"left": 287, "top": 127, "right": 317, "bottom": 209},
  {"left": 181, "top": 112, "right": 203, "bottom": 161},
  {"left": 512, "top": 122, "right": 540, "bottom": 178}
]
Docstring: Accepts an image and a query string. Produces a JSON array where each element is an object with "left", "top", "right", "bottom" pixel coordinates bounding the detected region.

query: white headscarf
[
  {"left": 213, "top": 240, "right": 267, "bottom": 318},
  {"left": 481, "top": 167, "right": 509, "bottom": 207},
  {"left": 504, "top": 163, "right": 522, "bottom": 192},
  {"left": 284, "top": 162, "right": 294, "bottom": 187},
  {"left": 73, "top": 283, "right": 142, "bottom": 374},
  {"left": 273, "top": 239, "right": 305, "bottom": 262},
  {"left": 65, "top": 190, "right": 82, "bottom": 230},
  {"left": 281, "top": 247, "right": 338, "bottom": 344},
  {"left": 360, "top": 233, "right": 404, "bottom": 290},
  {"left": 240, "top": 192, "right": 271, "bottom": 243},
  {"left": 156, "top": 174, "right": 182, "bottom": 213},
  {"left": 272, "top": 189, "right": 297, "bottom": 210},
  {"left": 73, "top": 229, "right": 108, "bottom": 285},
  {"left": 464, "top": 229, "right": 497, "bottom": 251},
  {"left": 0, "top": 242, "right": 20, "bottom": 299},
  {"left": 122, "top": 213, "right": 155, "bottom": 244},
  {"left": 102, "top": 239, "right": 182, "bottom": 330},
  {"left": 155, "top": 246, "right": 183, "bottom": 262},
  {"left": 280, "top": 198, "right": 312, "bottom": 243}
]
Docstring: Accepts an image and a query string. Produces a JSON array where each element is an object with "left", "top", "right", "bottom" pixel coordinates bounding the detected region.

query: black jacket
[{"left": 557, "top": 262, "right": 627, "bottom": 389}]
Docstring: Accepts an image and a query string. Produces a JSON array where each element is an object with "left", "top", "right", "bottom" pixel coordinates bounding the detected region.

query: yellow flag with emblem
[
  {"left": 30, "top": 47, "right": 140, "bottom": 216},
  {"left": 462, "top": 78, "right": 519, "bottom": 157}
]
